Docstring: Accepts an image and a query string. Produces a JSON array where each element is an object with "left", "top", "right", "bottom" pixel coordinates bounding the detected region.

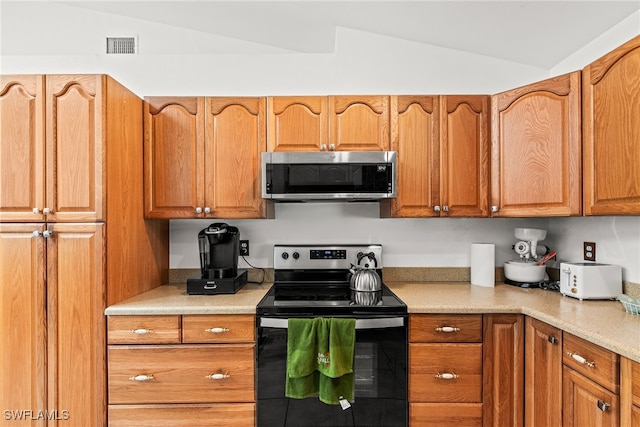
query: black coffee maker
[{"left": 187, "top": 223, "right": 247, "bottom": 295}]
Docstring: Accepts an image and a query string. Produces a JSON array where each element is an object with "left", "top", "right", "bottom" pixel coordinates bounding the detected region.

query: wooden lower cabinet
[
  {"left": 107, "top": 314, "right": 256, "bottom": 427},
  {"left": 108, "top": 403, "right": 255, "bottom": 427},
  {"left": 409, "top": 314, "right": 483, "bottom": 426},
  {"left": 483, "top": 314, "right": 524, "bottom": 427},
  {"left": 524, "top": 318, "right": 563, "bottom": 427},
  {"left": 621, "top": 357, "right": 640, "bottom": 427}
]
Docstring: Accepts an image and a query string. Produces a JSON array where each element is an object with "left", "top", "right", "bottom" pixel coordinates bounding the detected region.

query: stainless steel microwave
[{"left": 261, "top": 151, "right": 397, "bottom": 201}]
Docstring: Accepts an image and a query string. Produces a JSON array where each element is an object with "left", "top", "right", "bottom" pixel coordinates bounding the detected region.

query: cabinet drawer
[
  {"left": 410, "top": 314, "right": 482, "bottom": 343},
  {"left": 409, "top": 343, "right": 482, "bottom": 402},
  {"left": 563, "top": 333, "right": 619, "bottom": 393},
  {"left": 410, "top": 403, "right": 482, "bottom": 427},
  {"left": 108, "top": 344, "right": 255, "bottom": 404},
  {"left": 182, "top": 314, "right": 255, "bottom": 343},
  {"left": 108, "top": 315, "right": 181, "bottom": 344},
  {"left": 108, "top": 403, "right": 255, "bottom": 427}
]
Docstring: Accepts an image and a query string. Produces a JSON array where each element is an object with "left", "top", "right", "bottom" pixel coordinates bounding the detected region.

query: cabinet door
[
  {"left": 563, "top": 367, "right": 620, "bottom": 427},
  {"left": 47, "top": 223, "right": 105, "bottom": 427},
  {"left": 0, "top": 224, "right": 47, "bottom": 427},
  {"left": 0, "top": 75, "right": 46, "bottom": 222},
  {"left": 144, "top": 97, "right": 205, "bottom": 218},
  {"left": 329, "top": 95, "right": 390, "bottom": 151},
  {"left": 524, "top": 318, "right": 562, "bottom": 427},
  {"left": 441, "top": 95, "right": 490, "bottom": 217},
  {"left": 205, "top": 97, "right": 268, "bottom": 218},
  {"left": 491, "top": 72, "right": 581, "bottom": 217},
  {"left": 389, "top": 95, "right": 440, "bottom": 217},
  {"left": 583, "top": 35, "right": 640, "bottom": 215},
  {"left": 483, "top": 314, "right": 524, "bottom": 427},
  {"left": 621, "top": 357, "right": 640, "bottom": 427},
  {"left": 46, "top": 75, "right": 104, "bottom": 222},
  {"left": 267, "top": 96, "right": 328, "bottom": 151}
]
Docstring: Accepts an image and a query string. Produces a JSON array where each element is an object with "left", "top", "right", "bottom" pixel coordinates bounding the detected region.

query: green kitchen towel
[{"left": 286, "top": 317, "right": 356, "bottom": 405}]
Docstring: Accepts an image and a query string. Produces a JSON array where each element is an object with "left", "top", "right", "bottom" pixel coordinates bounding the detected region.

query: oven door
[{"left": 256, "top": 316, "right": 407, "bottom": 427}]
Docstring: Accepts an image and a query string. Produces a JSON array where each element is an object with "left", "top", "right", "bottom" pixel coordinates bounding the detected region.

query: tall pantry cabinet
[{"left": 0, "top": 74, "right": 169, "bottom": 427}]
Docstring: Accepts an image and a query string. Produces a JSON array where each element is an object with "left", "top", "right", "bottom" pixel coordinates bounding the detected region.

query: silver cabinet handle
[
  {"left": 434, "top": 206, "right": 441, "bottom": 213},
  {"left": 131, "top": 328, "right": 153, "bottom": 335},
  {"left": 597, "top": 400, "right": 610, "bottom": 412},
  {"left": 195, "top": 207, "right": 203, "bottom": 214},
  {"left": 548, "top": 335, "right": 558, "bottom": 345},
  {"left": 205, "top": 327, "right": 230, "bottom": 334},
  {"left": 204, "top": 207, "right": 211, "bottom": 214},
  {"left": 435, "top": 372, "right": 459, "bottom": 380},
  {"left": 491, "top": 205, "right": 499, "bottom": 213},
  {"left": 129, "top": 374, "right": 154, "bottom": 381},
  {"left": 206, "top": 373, "right": 230, "bottom": 380},
  {"left": 435, "top": 326, "right": 460, "bottom": 333},
  {"left": 567, "top": 351, "right": 595, "bottom": 368}
]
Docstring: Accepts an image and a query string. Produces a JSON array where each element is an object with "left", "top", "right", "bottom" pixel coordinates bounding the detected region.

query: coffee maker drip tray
[{"left": 187, "top": 269, "right": 248, "bottom": 295}]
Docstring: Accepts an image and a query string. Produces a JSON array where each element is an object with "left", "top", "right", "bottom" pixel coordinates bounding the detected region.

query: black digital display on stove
[{"left": 309, "top": 249, "right": 347, "bottom": 259}]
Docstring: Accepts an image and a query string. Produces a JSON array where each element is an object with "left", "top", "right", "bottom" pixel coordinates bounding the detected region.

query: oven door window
[{"left": 257, "top": 322, "right": 407, "bottom": 427}]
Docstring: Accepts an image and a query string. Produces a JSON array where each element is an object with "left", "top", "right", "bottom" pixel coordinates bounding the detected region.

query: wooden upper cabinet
[
  {"left": 0, "top": 75, "right": 46, "bottom": 222},
  {"left": 205, "top": 97, "right": 267, "bottom": 218},
  {"left": 583, "top": 35, "right": 640, "bottom": 215},
  {"left": 267, "top": 95, "right": 389, "bottom": 152},
  {"left": 267, "top": 96, "right": 328, "bottom": 151},
  {"left": 441, "top": 95, "right": 490, "bottom": 217},
  {"left": 144, "top": 96, "right": 205, "bottom": 218},
  {"left": 329, "top": 95, "right": 390, "bottom": 151},
  {"left": 491, "top": 71, "right": 582, "bottom": 217},
  {"left": 388, "top": 95, "right": 440, "bottom": 217},
  {"left": 144, "top": 96, "right": 269, "bottom": 219},
  {"left": 46, "top": 75, "right": 104, "bottom": 222},
  {"left": 385, "top": 95, "right": 489, "bottom": 218}
]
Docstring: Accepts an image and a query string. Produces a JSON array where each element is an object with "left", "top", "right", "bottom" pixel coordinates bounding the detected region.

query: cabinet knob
[
  {"left": 33, "top": 208, "right": 42, "bottom": 214},
  {"left": 320, "top": 144, "right": 327, "bottom": 151},
  {"left": 435, "top": 326, "right": 460, "bottom": 333},
  {"left": 435, "top": 372, "right": 459, "bottom": 380},
  {"left": 205, "top": 327, "right": 230, "bottom": 334},
  {"left": 32, "top": 230, "right": 42, "bottom": 238},
  {"left": 206, "top": 373, "right": 230, "bottom": 380},
  {"left": 195, "top": 207, "right": 203, "bottom": 214},
  {"left": 491, "top": 205, "right": 499, "bottom": 213},
  {"left": 43, "top": 208, "right": 53, "bottom": 215},
  {"left": 434, "top": 206, "right": 441, "bottom": 213},
  {"left": 131, "top": 328, "right": 153, "bottom": 335},
  {"left": 597, "top": 400, "right": 611, "bottom": 412},
  {"left": 129, "top": 374, "right": 154, "bottom": 382},
  {"left": 443, "top": 205, "right": 449, "bottom": 213},
  {"left": 42, "top": 230, "right": 53, "bottom": 238},
  {"left": 567, "top": 351, "right": 595, "bottom": 368},
  {"left": 329, "top": 144, "right": 336, "bottom": 151},
  {"left": 548, "top": 335, "right": 558, "bottom": 344}
]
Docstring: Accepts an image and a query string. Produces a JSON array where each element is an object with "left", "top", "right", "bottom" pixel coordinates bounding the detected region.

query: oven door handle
[{"left": 259, "top": 316, "right": 405, "bottom": 329}]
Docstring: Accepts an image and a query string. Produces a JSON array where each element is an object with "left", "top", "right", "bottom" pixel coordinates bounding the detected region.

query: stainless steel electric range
[{"left": 256, "top": 244, "right": 407, "bottom": 427}]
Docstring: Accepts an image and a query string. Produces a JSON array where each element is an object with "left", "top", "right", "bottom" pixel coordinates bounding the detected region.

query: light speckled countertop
[{"left": 105, "top": 281, "right": 640, "bottom": 362}]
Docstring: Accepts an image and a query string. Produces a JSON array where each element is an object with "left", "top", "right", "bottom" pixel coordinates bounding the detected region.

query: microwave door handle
[{"left": 259, "top": 317, "right": 405, "bottom": 329}]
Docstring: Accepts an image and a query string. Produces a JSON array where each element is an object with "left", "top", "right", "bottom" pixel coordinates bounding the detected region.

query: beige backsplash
[{"left": 168, "top": 267, "right": 640, "bottom": 299}]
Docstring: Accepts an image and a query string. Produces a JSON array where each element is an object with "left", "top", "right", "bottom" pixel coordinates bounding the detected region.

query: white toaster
[{"left": 560, "top": 262, "right": 622, "bottom": 300}]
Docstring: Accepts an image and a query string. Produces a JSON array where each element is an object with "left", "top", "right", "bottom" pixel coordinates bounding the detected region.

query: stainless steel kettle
[{"left": 349, "top": 252, "right": 382, "bottom": 292}]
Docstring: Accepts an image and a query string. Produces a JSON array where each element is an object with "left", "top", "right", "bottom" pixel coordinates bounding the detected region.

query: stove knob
[
  {"left": 281, "top": 252, "right": 289, "bottom": 260},
  {"left": 292, "top": 251, "right": 300, "bottom": 260}
]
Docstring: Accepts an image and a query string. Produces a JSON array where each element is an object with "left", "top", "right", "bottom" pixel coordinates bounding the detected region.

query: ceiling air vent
[{"left": 106, "top": 37, "right": 137, "bottom": 54}]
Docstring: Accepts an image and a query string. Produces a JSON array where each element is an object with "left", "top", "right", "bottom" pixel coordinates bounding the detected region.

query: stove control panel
[{"left": 274, "top": 244, "right": 382, "bottom": 270}]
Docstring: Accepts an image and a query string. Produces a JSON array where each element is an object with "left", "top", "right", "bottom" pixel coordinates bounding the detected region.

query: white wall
[{"left": 2, "top": 2, "right": 640, "bottom": 283}]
